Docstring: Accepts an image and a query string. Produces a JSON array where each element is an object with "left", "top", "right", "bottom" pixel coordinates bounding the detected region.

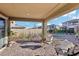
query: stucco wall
[
  {"left": 11, "top": 28, "right": 42, "bottom": 35},
  {"left": 0, "top": 13, "right": 8, "bottom": 47}
]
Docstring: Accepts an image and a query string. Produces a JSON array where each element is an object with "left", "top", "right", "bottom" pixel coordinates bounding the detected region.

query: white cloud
[
  {"left": 62, "top": 10, "right": 76, "bottom": 17},
  {"left": 76, "top": 16, "right": 79, "bottom": 19},
  {"left": 72, "top": 16, "right": 77, "bottom": 19},
  {"left": 71, "top": 14, "right": 79, "bottom": 19},
  {"left": 58, "top": 23, "right": 62, "bottom": 26},
  {"left": 37, "top": 23, "right": 42, "bottom": 26},
  {"left": 47, "top": 23, "right": 51, "bottom": 25},
  {"left": 37, "top": 22, "right": 51, "bottom": 27}
]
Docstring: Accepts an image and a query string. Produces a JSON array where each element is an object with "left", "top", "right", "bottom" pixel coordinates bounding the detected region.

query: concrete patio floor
[{"left": 0, "top": 41, "right": 57, "bottom": 56}]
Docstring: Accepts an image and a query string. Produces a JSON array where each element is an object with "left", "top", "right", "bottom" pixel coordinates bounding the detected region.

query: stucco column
[
  {"left": 42, "top": 20, "right": 47, "bottom": 42},
  {"left": 6, "top": 18, "right": 11, "bottom": 46},
  {"left": 4, "top": 19, "right": 8, "bottom": 45}
]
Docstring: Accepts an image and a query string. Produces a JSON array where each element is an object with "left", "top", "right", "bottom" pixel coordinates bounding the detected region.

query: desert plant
[
  {"left": 19, "top": 33, "right": 27, "bottom": 39},
  {"left": 38, "top": 33, "right": 43, "bottom": 38},
  {"left": 9, "top": 31, "right": 17, "bottom": 41},
  {"left": 17, "top": 32, "right": 36, "bottom": 41}
]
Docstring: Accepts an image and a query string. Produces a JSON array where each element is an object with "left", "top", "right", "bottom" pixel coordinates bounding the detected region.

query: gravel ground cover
[
  {"left": 1, "top": 34, "right": 79, "bottom": 56},
  {"left": 0, "top": 41, "right": 57, "bottom": 56}
]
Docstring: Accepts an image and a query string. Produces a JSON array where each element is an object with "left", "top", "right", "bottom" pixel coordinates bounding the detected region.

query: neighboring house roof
[
  {"left": 31, "top": 24, "right": 56, "bottom": 29},
  {"left": 63, "top": 19, "right": 79, "bottom": 24},
  {"left": 11, "top": 24, "right": 25, "bottom": 29}
]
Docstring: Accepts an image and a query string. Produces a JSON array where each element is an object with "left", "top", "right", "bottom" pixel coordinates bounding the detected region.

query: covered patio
[{"left": 0, "top": 3, "right": 79, "bottom": 56}]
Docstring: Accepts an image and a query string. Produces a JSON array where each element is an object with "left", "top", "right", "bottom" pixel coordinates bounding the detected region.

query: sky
[{"left": 16, "top": 9, "right": 79, "bottom": 28}]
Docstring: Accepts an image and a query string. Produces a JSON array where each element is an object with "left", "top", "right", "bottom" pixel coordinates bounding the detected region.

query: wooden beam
[
  {"left": 0, "top": 11, "right": 44, "bottom": 22},
  {"left": 0, "top": 12, "right": 44, "bottom": 22},
  {"left": 47, "top": 3, "right": 79, "bottom": 20},
  {"left": 9, "top": 16, "right": 43, "bottom": 22},
  {"left": 0, "top": 11, "right": 8, "bottom": 17},
  {"left": 42, "top": 3, "right": 67, "bottom": 19}
]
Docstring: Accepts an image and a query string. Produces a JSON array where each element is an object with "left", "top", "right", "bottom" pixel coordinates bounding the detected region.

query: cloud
[
  {"left": 70, "top": 14, "right": 79, "bottom": 19},
  {"left": 71, "top": 16, "right": 77, "bottom": 19},
  {"left": 47, "top": 23, "right": 51, "bottom": 25},
  {"left": 62, "top": 10, "right": 76, "bottom": 17},
  {"left": 37, "top": 23, "right": 42, "bottom": 26},
  {"left": 77, "top": 16, "right": 79, "bottom": 19},
  {"left": 37, "top": 22, "right": 52, "bottom": 27},
  {"left": 58, "top": 23, "right": 62, "bottom": 26}
]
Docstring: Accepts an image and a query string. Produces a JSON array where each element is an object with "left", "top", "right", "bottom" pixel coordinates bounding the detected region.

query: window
[{"left": 0, "top": 18, "right": 5, "bottom": 48}]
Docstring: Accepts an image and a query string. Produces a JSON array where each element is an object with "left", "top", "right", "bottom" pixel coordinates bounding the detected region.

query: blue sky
[{"left": 16, "top": 9, "right": 79, "bottom": 28}]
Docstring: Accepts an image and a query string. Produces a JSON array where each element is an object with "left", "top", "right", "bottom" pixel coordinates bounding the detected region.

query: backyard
[
  {"left": 0, "top": 3, "right": 79, "bottom": 56},
  {"left": 0, "top": 32, "right": 79, "bottom": 56}
]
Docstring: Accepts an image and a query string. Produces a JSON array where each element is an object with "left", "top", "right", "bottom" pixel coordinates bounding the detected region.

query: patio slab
[{"left": 0, "top": 41, "right": 57, "bottom": 56}]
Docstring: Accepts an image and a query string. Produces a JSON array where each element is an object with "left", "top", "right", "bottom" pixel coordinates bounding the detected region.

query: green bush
[
  {"left": 48, "top": 30, "right": 53, "bottom": 33},
  {"left": 55, "top": 29, "right": 75, "bottom": 34}
]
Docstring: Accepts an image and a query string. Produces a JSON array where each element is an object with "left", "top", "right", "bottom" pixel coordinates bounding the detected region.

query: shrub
[{"left": 48, "top": 30, "right": 53, "bottom": 33}]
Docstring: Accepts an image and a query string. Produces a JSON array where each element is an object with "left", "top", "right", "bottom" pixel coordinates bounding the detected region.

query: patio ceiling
[{"left": 0, "top": 3, "right": 79, "bottom": 22}]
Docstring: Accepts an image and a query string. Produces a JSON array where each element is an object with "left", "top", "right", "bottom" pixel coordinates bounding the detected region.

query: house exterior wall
[
  {"left": 0, "top": 14, "right": 8, "bottom": 48},
  {"left": 62, "top": 19, "right": 79, "bottom": 32},
  {"left": 47, "top": 25, "right": 56, "bottom": 30}
]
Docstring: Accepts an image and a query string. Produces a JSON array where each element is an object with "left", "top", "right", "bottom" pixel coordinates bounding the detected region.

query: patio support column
[
  {"left": 7, "top": 18, "right": 11, "bottom": 46},
  {"left": 42, "top": 20, "right": 47, "bottom": 42},
  {"left": 5, "top": 19, "right": 9, "bottom": 46}
]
